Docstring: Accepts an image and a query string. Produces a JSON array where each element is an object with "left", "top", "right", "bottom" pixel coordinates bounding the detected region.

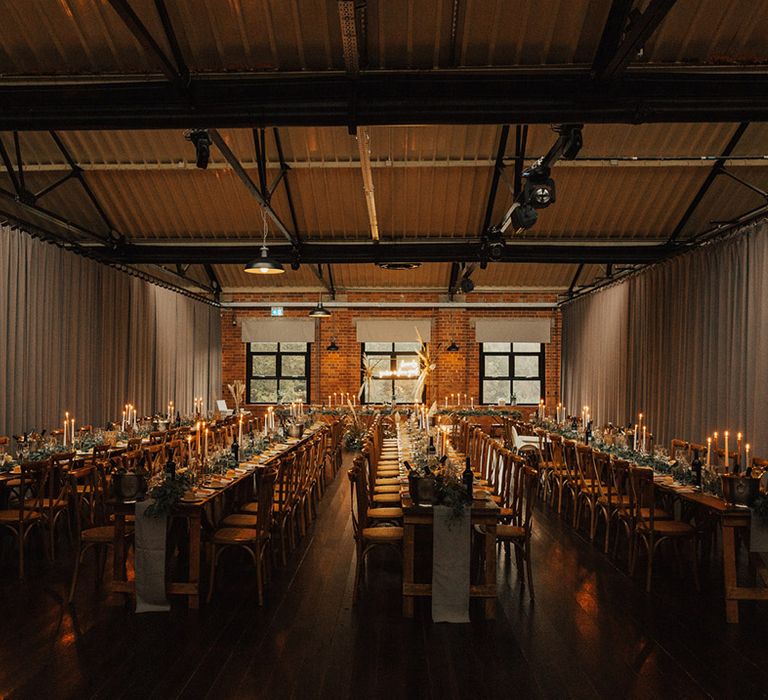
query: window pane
[
  {"left": 250, "top": 342, "right": 278, "bottom": 352},
  {"left": 394, "top": 379, "right": 419, "bottom": 403},
  {"left": 367, "top": 355, "right": 389, "bottom": 375},
  {"left": 368, "top": 378, "right": 392, "bottom": 403},
  {"left": 251, "top": 355, "right": 276, "bottom": 377},
  {"left": 364, "top": 342, "right": 392, "bottom": 352},
  {"left": 484, "top": 355, "right": 509, "bottom": 378},
  {"left": 513, "top": 380, "right": 541, "bottom": 405},
  {"left": 514, "top": 355, "right": 539, "bottom": 378},
  {"left": 278, "top": 379, "right": 308, "bottom": 403},
  {"left": 281, "top": 355, "right": 306, "bottom": 377},
  {"left": 513, "top": 342, "right": 541, "bottom": 352},
  {"left": 394, "top": 342, "right": 421, "bottom": 352},
  {"left": 483, "top": 380, "right": 511, "bottom": 405},
  {"left": 483, "top": 342, "right": 510, "bottom": 353},
  {"left": 250, "top": 379, "right": 277, "bottom": 403},
  {"left": 279, "top": 342, "right": 307, "bottom": 352}
]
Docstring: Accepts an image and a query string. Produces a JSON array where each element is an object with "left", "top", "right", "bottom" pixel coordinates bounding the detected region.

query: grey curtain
[
  {"left": 562, "top": 218, "right": 768, "bottom": 454},
  {"left": 0, "top": 225, "right": 221, "bottom": 437}
]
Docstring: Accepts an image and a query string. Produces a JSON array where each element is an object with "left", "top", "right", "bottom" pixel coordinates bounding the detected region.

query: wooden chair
[
  {"left": 143, "top": 444, "right": 166, "bottom": 476},
  {"left": 496, "top": 460, "right": 538, "bottom": 600},
  {"left": 127, "top": 437, "right": 143, "bottom": 451},
  {"left": 208, "top": 469, "right": 276, "bottom": 605},
  {"left": 68, "top": 465, "right": 133, "bottom": 603},
  {"left": 574, "top": 444, "right": 605, "bottom": 540},
  {"left": 45, "top": 452, "right": 76, "bottom": 559},
  {"left": 0, "top": 458, "right": 48, "bottom": 578},
  {"left": 348, "top": 462, "right": 402, "bottom": 602},
  {"left": 0, "top": 436, "right": 9, "bottom": 454},
  {"left": 630, "top": 466, "right": 699, "bottom": 592}
]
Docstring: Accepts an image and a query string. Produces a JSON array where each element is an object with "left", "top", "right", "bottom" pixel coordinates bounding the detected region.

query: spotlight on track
[
  {"left": 185, "top": 129, "right": 211, "bottom": 169},
  {"left": 459, "top": 276, "right": 475, "bottom": 294},
  {"left": 522, "top": 164, "right": 556, "bottom": 209}
]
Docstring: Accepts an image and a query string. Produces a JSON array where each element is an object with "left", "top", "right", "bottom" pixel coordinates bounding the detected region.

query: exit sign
[{"left": 271, "top": 307, "right": 284, "bottom": 317}]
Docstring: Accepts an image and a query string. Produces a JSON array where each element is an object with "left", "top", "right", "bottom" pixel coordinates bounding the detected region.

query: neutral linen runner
[
  {"left": 134, "top": 500, "right": 171, "bottom": 613},
  {"left": 432, "top": 505, "right": 471, "bottom": 623}
]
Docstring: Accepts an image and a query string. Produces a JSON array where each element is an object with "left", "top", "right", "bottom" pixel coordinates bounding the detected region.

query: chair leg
[
  {"left": 256, "top": 549, "right": 264, "bottom": 606},
  {"left": 525, "top": 539, "right": 535, "bottom": 601},
  {"left": 68, "top": 547, "right": 83, "bottom": 604},
  {"left": 603, "top": 513, "right": 611, "bottom": 554},
  {"left": 207, "top": 545, "right": 218, "bottom": 603}
]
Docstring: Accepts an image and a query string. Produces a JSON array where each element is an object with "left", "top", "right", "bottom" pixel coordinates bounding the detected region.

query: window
[
  {"left": 480, "top": 342, "right": 544, "bottom": 405},
  {"left": 362, "top": 342, "right": 423, "bottom": 404},
  {"left": 246, "top": 342, "right": 310, "bottom": 404}
]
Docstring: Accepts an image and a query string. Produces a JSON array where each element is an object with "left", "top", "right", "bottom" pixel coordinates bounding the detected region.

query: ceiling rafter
[
  {"left": 594, "top": 0, "right": 678, "bottom": 80},
  {"left": 667, "top": 122, "right": 750, "bottom": 243},
  {"left": 3, "top": 71, "right": 766, "bottom": 130}
]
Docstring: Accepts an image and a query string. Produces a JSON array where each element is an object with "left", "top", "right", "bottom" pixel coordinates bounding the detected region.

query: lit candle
[
  {"left": 706, "top": 437, "right": 712, "bottom": 469},
  {"left": 444, "top": 396, "right": 448, "bottom": 408},
  {"left": 328, "top": 395, "right": 331, "bottom": 407},
  {"left": 746, "top": 443, "right": 751, "bottom": 469},
  {"left": 238, "top": 415, "right": 243, "bottom": 444},
  {"left": 450, "top": 393, "right": 454, "bottom": 405},
  {"left": 71, "top": 418, "right": 75, "bottom": 445},
  {"left": 122, "top": 410, "right": 126, "bottom": 431},
  {"left": 63, "top": 418, "right": 68, "bottom": 447},
  {"left": 333, "top": 392, "right": 337, "bottom": 406},
  {"left": 642, "top": 426, "right": 647, "bottom": 453},
  {"left": 205, "top": 429, "right": 209, "bottom": 460},
  {"left": 737, "top": 432, "right": 743, "bottom": 469},
  {"left": 196, "top": 421, "right": 201, "bottom": 453},
  {"left": 724, "top": 431, "right": 729, "bottom": 472},
  {"left": 470, "top": 396, "right": 474, "bottom": 409},
  {"left": 187, "top": 435, "right": 192, "bottom": 460},
  {"left": 633, "top": 423, "right": 638, "bottom": 451}
]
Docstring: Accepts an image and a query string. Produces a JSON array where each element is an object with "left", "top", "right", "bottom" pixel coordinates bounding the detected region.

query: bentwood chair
[
  {"left": 546, "top": 434, "right": 570, "bottom": 513},
  {"left": 68, "top": 465, "right": 133, "bottom": 603},
  {"left": 208, "top": 469, "right": 277, "bottom": 605},
  {"left": 347, "top": 463, "right": 403, "bottom": 602},
  {"left": 630, "top": 466, "right": 699, "bottom": 592},
  {"left": 0, "top": 459, "right": 49, "bottom": 578},
  {"left": 45, "top": 452, "right": 76, "bottom": 559},
  {"left": 496, "top": 461, "right": 538, "bottom": 600}
]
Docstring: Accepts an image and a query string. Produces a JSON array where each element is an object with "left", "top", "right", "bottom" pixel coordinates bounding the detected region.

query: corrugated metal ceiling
[{"left": 0, "top": 0, "right": 766, "bottom": 76}]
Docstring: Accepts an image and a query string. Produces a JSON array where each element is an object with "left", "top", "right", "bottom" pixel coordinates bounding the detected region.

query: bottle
[
  {"left": 231, "top": 436, "right": 239, "bottom": 464},
  {"left": 165, "top": 447, "right": 176, "bottom": 481},
  {"left": 176, "top": 410, "right": 181, "bottom": 427},
  {"left": 463, "top": 456, "right": 474, "bottom": 499},
  {"left": 439, "top": 454, "right": 448, "bottom": 465},
  {"left": 585, "top": 420, "right": 592, "bottom": 444},
  {"left": 691, "top": 448, "right": 702, "bottom": 487},
  {"left": 427, "top": 436, "right": 436, "bottom": 455},
  {"left": 405, "top": 460, "right": 419, "bottom": 503}
]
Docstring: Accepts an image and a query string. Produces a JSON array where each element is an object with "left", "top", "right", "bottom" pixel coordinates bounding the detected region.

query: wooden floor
[{"left": 1, "top": 455, "right": 768, "bottom": 700}]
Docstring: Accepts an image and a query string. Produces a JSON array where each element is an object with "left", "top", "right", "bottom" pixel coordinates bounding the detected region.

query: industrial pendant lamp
[
  {"left": 447, "top": 338, "right": 460, "bottom": 352},
  {"left": 326, "top": 338, "right": 339, "bottom": 351},
  {"left": 245, "top": 209, "right": 284, "bottom": 275},
  {"left": 308, "top": 294, "right": 332, "bottom": 318}
]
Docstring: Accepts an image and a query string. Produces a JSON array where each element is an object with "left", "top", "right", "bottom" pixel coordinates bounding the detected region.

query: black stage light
[
  {"left": 185, "top": 129, "right": 211, "bottom": 169},
  {"left": 511, "top": 203, "right": 538, "bottom": 230},
  {"left": 485, "top": 228, "right": 506, "bottom": 260},
  {"left": 523, "top": 165, "right": 556, "bottom": 209},
  {"left": 459, "top": 277, "right": 475, "bottom": 294},
  {"left": 560, "top": 124, "right": 583, "bottom": 160}
]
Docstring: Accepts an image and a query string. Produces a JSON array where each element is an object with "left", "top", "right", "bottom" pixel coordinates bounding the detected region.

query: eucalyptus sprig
[{"left": 145, "top": 471, "right": 193, "bottom": 518}]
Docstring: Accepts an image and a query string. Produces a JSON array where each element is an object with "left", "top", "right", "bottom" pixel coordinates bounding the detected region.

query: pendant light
[
  {"left": 309, "top": 294, "right": 332, "bottom": 318},
  {"left": 326, "top": 338, "right": 339, "bottom": 351},
  {"left": 245, "top": 209, "right": 284, "bottom": 275},
  {"left": 447, "top": 338, "right": 460, "bottom": 352}
]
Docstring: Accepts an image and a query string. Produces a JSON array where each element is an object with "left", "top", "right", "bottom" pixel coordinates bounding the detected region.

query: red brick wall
[{"left": 221, "top": 291, "right": 561, "bottom": 411}]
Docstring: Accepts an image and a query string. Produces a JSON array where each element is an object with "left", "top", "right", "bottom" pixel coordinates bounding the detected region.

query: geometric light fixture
[{"left": 245, "top": 208, "right": 285, "bottom": 275}]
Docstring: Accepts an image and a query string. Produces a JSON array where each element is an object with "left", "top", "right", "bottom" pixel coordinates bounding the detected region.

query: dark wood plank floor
[{"left": 1, "top": 455, "right": 767, "bottom": 700}]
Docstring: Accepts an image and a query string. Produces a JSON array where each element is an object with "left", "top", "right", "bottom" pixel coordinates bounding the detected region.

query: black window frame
[
  {"left": 479, "top": 342, "right": 545, "bottom": 406},
  {"left": 361, "top": 342, "right": 424, "bottom": 405},
  {"left": 246, "top": 341, "right": 311, "bottom": 404}
]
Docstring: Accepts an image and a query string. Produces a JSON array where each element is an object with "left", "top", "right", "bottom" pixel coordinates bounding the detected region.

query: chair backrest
[
  {"left": 69, "top": 464, "right": 100, "bottom": 532},
  {"left": 149, "top": 431, "right": 166, "bottom": 445},
  {"left": 255, "top": 468, "right": 277, "bottom": 535},
  {"left": 629, "top": 466, "right": 656, "bottom": 529},
  {"left": 505, "top": 454, "right": 528, "bottom": 527},
  {"left": 549, "top": 433, "right": 565, "bottom": 469},
  {"left": 127, "top": 437, "right": 143, "bottom": 450},
  {"left": 670, "top": 438, "right": 689, "bottom": 461},
  {"left": 144, "top": 444, "right": 166, "bottom": 475},
  {"left": 49, "top": 451, "right": 76, "bottom": 503},
  {"left": 348, "top": 459, "right": 370, "bottom": 537},
  {"left": 17, "top": 459, "right": 50, "bottom": 521}
]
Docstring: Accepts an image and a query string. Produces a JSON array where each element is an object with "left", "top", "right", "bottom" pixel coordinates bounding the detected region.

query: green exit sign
[{"left": 271, "top": 307, "right": 284, "bottom": 317}]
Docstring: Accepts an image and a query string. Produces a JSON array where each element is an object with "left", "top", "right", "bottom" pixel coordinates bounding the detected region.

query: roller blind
[
  {"left": 355, "top": 318, "right": 432, "bottom": 343},
  {"left": 241, "top": 318, "right": 316, "bottom": 343},
  {"left": 474, "top": 318, "right": 551, "bottom": 343}
]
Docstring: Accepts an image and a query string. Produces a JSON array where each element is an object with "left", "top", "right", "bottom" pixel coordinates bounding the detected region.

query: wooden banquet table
[
  {"left": 653, "top": 477, "right": 768, "bottom": 623},
  {"left": 111, "top": 431, "right": 316, "bottom": 609},
  {"left": 400, "top": 493, "right": 499, "bottom": 619}
]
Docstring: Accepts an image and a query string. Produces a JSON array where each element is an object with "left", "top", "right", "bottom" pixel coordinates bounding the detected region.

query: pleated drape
[
  {"left": 562, "top": 219, "right": 768, "bottom": 454},
  {"left": 0, "top": 225, "right": 222, "bottom": 436}
]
